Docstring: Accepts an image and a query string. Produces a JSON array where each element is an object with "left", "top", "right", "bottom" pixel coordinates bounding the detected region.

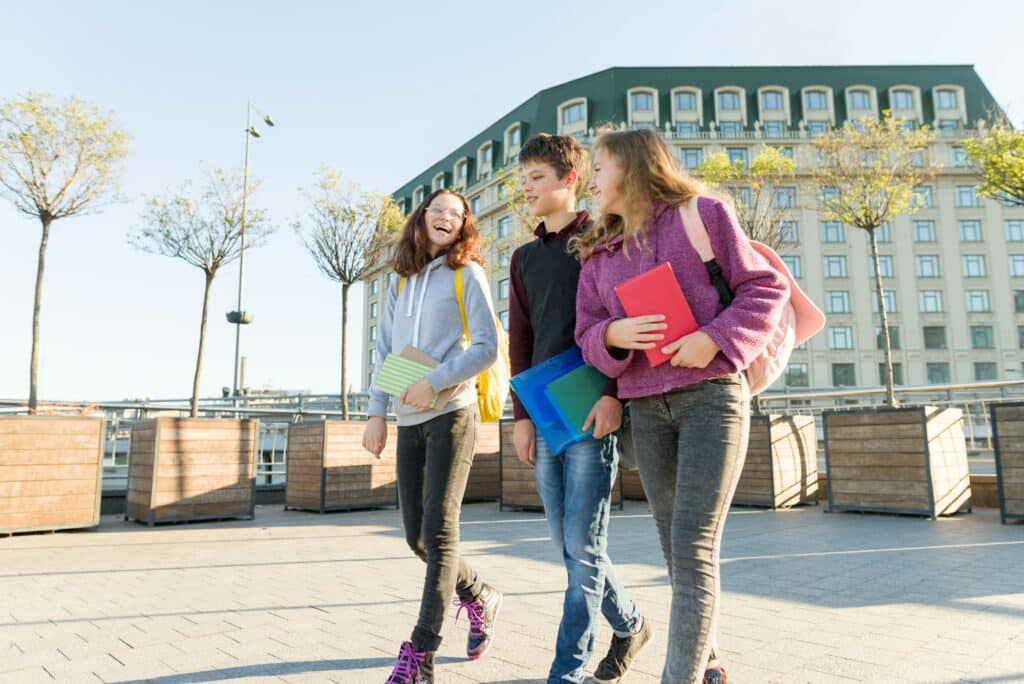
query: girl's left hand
[
  {"left": 662, "top": 330, "right": 721, "bottom": 369},
  {"left": 400, "top": 378, "right": 436, "bottom": 411}
]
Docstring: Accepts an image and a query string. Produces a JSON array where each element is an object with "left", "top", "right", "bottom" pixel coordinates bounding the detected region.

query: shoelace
[
  {"left": 455, "top": 598, "right": 486, "bottom": 637},
  {"left": 387, "top": 642, "right": 423, "bottom": 682}
]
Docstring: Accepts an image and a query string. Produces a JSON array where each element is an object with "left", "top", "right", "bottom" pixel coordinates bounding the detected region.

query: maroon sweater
[{"left": 509, "top": 211, "right": 617, "bottom": 421}]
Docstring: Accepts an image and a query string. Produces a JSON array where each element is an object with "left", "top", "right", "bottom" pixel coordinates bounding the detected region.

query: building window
[
  {"left": 1010, "top": 255, "right": 1024, "bottom": 277},
  {"left": 726, "top": 147, "right": 748, "bottom": 167},
  {"left": 1019, "top": 325, "right": 1024, "bottom": 348},
  {"left": 782, "top": 255, "right": 801, "bottom": 278},
  {"left": 631, "top": 92, "right": 654, "bottom": 111},
  {"left": 675, "top": 122, "right": 699, "bottom": 138},
  {"left": 824, "top": 255, "right": 847, "bottom": 278},
  {"left": 871, "top": 255, "right": 895, "bottom": 278},
  {"left": 891, "top": 89, "right": 914, "bottom": 109},
  {"left": 919, "top": 290, "right": 943, "bottom": 313},
  {"left": 875, "top": 223, "right": 891, "bottom": 242},
  {"left": 471, "top": 196, "right": 481, "bottom": 214},
  {"left": 828, "top": 326, "right": 854, "bottom": 350},
  {"left": 776, "top": 145, "right": 794, "bottom": 159},
  {"left": 804, "top": 91, "right": 828, "bottom": 110},
  {"left": 923, "top": 326, "right": 947, "bottom": 349},
  {"left": 777, "top": 221, "right": 798, "bottom": 243},
  {"left": 876, "top": 326, "right": 900, "bottom": 349},
  {"left": 369, "top": 279, "right": 378, "bottom": 296},
  {"left": 674, "top": 91, "right": 697, "bottom": 111},
  {"left": 959, "top": 220, "right": 983, "bottom": 242},
  {"left": 498, "top": 310, "right": 509, "bottom": 331},
  {"left": 562, "top": 102, "right": 585, "bottom": 125},
  {"left": 498, "top": 251, "right": 511, "bottom": 267},
  {"left": 785, "top": 363, "right": 809, "bottom": 387},
  {"left": 369, "top": 301, "right": 378, "bottom": 319},
  {"left": 680, "top": 148, "right": 703, "bottom": 170},
  {"left": 832, "top": 363, "right": 856, "bottom": 387},
  {"left": 482, "top": 144, "right": 493, "bottom": 164},
  {"left": 936, "top": 89, "right": 958, "bottom": 109},
  {"left": 498, "top": 278, "right": 509, "bottom": 300},
  {"left": 497, "top": 183, "right": 508, "bottom": 200},
  {"left": 433, "top": 173, "right": 446, "bottom": 191},
  {"left": 717, "top": 91, "right": 741, "bottom": 110},
  {"left": 975, "top": 363, "right": 998, "bottom": 381},
  {"left": 825, "top": 290, "right": 851, "bottom": 314},
  {"left": 966, "top": 290, "right": 990, "bottom": 312},
  {"left": 761, "top": 91, "right": 784, "bottom": 110},
  {"left": 1016, "top": 290, "right": 1024, "bottom": 313},
  {"left": 956, "top": 185, "right": 979, "bottom": 208},
  {"left": 369, "top": 324, "right": 377, "bottom": 342},
  {"left": 456, "top": 161, "right": 467, "bottom": 182},
  {"left": 821, "top": 222, "right": 845, "bottom": 243},
  {"left": 498, "top": 216, "right": 511, "bottom": 238},
  {"left": 962, "top": 255, "right": 986, "bottom": 278},
  {"left": 763, "top": 121, "right": 786, "bottom": 137},
  {"left": 774, "top": 187, "right": 796, "bottom": 208},
  {"left": 971, "top": 325, "right": 995, "bottom": 349},
  {"left": 848, "top": 90, "right": 871, "bottom": 110},
  {"left": 806, "top": 121, "right": 829, "bottom": 137},
  {"left": 368, "top": 349, "right": 376, "bottom": 366},
  {"left": 913, "top": 186, "right": 933, "bottom": 208},
  {"left": 926, "top": 362, "right": 950, "bottom": 385},
  {"left": 730, "top": 186, "right": 751, "bottom": 207},
  {"left": 1006, "top": 220, "right": 1024, "bottom": 242},
  {"left": 915, "top": 255, "right": 941, "bottom": 278},
  {"left": 913, "top": 220, "right": 937, "bottom": 242},
  {"left": 952, "top": 146, "right": 968, "bottom": 167},
  {"left": 719, "top": 121, "right": 742, "bottom": 138},
  {"left": 507, "top": 125, "right": 521, "bottom": 148},
  {"left": 872, "top": 290, "right": 898, "bottom": 313},
  {"left": 879, "top": 363, "right": 904, "bottom": 386}
]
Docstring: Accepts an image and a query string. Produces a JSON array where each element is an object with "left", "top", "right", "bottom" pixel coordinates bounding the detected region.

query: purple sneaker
[
  {"left": 385, "top": 641, "right": 433, "bottom": 683},
  {"left": 455, "top": 585, "right": 503, "bottom": 659}
]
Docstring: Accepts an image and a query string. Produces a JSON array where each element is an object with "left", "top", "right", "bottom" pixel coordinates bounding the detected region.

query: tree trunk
[
  {"left": 28, "top": 218, "right": 52, "bottom": 415},
  {"left": 340, "top": 282, "right": 350, "bottom": 420},
  {"left": 869, "top": 227, "right": 898, "bottom": 407},
  {"left": 190, "top": 272, "right": 215, "bottom": 418}
]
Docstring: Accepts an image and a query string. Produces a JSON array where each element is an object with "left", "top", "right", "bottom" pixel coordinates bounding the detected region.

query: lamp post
[{"left": 227, "top": 101, "right": 275, "bottom": 397}]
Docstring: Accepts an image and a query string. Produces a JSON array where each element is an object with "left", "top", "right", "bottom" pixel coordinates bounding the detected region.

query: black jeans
[
  {"left": 630, "top": 374, "right": 750, "bottom": 684},
  {"left": 396, "top": 405, "right": 484, "bottom": 652}
]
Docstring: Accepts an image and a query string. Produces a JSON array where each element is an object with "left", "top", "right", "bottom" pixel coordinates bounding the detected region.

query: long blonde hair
[{"left": 571, "top": 128, "right": 704, "bottom": 259}]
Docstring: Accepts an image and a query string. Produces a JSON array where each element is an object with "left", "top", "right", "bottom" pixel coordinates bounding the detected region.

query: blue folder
[{"left": 510, "top": 346, "right": 607, "bottom": 454}]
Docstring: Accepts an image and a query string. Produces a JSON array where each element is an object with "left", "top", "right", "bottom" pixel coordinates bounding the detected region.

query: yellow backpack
[{"left": 397, "top": 269, "right": 510, "bottom": 421}]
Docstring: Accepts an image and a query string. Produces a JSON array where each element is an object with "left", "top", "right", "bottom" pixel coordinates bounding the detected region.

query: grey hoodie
[{"left": 368, "top": 255, "right": 499, "bottom": 427}]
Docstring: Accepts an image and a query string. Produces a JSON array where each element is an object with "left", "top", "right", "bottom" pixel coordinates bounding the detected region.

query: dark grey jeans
[
  {"left": 630, "top": 375, "right": 750, "bottom": 684},
  {"left": 396, "top": 405, "right": 484, "bottom": 652}
]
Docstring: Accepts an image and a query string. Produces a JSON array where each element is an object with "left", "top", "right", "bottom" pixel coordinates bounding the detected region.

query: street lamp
[{"left": 227, "top": 101, "right": 275, "bottom": 397}]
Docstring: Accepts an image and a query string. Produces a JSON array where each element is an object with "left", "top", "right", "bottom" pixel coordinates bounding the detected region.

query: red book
[{"left": 613, "top": 262, "right": 698, "bottom": 367}]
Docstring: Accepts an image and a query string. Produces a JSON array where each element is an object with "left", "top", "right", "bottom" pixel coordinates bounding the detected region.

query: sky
[{"left": 1, "top": 0, "right": 1023, "bottom": 402}]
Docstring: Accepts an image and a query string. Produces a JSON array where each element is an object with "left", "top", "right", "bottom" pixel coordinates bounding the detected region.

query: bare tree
[
  {"left": 294, "top": 165, "right": 403, "bottom": 419},
  {"left": 0, "top": 92, "right": 129, "bottom": 412},
  {"left": 814, "top": 111, "right": 937, "bottom": 406},
  {"left": 130, "top": 168, "right": 274, "bottom": 417}
]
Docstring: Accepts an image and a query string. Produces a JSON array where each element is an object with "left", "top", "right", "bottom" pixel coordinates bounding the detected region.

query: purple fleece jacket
[{"left": 574, "top": 196, "right": 789, "bottom": 399}]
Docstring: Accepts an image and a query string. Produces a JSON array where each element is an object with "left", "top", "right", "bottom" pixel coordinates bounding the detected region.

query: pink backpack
[{"left": 678, "top": 199, "right": 825, "bottom": 394}]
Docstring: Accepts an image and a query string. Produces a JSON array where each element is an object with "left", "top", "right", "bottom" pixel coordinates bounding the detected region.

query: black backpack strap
[{"left": 705, "top": 259, "right": 734, "bottom": 307}]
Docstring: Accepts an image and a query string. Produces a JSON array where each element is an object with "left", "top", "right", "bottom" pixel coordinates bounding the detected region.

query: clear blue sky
[{"left": 1, "top": 0, "right": 1022, "bottom": 401}]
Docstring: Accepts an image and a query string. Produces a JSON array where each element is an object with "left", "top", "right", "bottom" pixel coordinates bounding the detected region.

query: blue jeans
[{"left": 534, "top": 434, "right": 642, "bottom": 683}]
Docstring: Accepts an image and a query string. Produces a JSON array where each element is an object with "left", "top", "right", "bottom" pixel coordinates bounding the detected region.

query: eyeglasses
[{"left": 427, "top": 207, "right": 465, "bottom": 221}]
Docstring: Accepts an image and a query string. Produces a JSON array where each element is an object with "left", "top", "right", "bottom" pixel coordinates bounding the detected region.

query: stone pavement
[{"left": 1, "top": 501, "right": 1022, "bottom": 684}]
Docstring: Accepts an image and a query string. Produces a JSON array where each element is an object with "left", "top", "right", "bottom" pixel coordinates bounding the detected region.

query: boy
[{"left": 509, "top": 134, "right": 652, "bottom": 684}]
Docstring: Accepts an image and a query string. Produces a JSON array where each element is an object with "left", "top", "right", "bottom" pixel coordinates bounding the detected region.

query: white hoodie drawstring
[{"left": 410, "top": 261, "right": 440, "bottom": 349}]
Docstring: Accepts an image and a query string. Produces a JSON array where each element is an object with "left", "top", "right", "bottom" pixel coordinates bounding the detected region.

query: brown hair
[
  {"left": 392, "top": 189, "right": 484, "bottom": 277},
  {"left": 518, "top": 133, "right": 590, "bottom": 197},
  {"left": 570, "top": 128, "right": 704, "bottom": 259}
]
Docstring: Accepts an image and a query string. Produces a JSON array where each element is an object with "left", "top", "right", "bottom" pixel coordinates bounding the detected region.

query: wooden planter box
[
  {"left": 465, "top": 422, "right": 500, "bottom": 502},
  {"left": 991, "top": 403, "right": 1024, "bottom": 524},
  {"left": 823, "top": 406, "right": 971, "bottom": 518},
  {"left": 284, "top": 420, "right": 398, "bottom": 513},
  {"left": 126, "top": 418, "right": 258, "bottom": 525},
  {"left": 498, "top": 420, "right": 624, "bottom": 511},
  {"left": 621, "top": 469, "right": 646, "bottom": 500},
  {"left": 1, "top": 416, "right": 105, "bottom": 535},
  {"left": 734, "top": 414, "right": 818, "bottom": 509}
]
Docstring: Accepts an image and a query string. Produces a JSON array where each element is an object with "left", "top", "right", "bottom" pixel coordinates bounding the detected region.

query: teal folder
[{"left": 543, "top": 364, "right": 608, "bottom": 440}]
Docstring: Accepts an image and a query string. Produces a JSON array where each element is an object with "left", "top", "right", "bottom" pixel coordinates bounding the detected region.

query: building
[{"left": 363, "top": 65, "right": 1021, "bottom": 392}]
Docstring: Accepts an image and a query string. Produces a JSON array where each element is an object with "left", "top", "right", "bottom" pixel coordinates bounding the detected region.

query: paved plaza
[{"left": 2, "top": 501, "right": 1023, "bottom": 683}]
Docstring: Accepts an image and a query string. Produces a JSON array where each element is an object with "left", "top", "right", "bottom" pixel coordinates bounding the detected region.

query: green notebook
[
  {"left": 373, "top": 345, "right": 455, "bottom": 410},
  {"left": 543, "top": 363, "right": 608, "bottom": 438}
]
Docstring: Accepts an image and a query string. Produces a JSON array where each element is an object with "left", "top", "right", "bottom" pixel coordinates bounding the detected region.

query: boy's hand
[
  {"left": 362, "top": 416, "right": 388, "bottom": 458},
  {"left": 400, "top": 378, "right": 435, "bottom": 411},
  {"left": 604, "top": 315, "right": 667, "bottom": 350},
  {"left": 583, "top": 396, "right": 622, "bottom": 440},
  {"left": 662, "top": 330, "right": 721, "bottom": 369},
  {"left": 513, "top": 419, "right": 536, "bottom": 466}
]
